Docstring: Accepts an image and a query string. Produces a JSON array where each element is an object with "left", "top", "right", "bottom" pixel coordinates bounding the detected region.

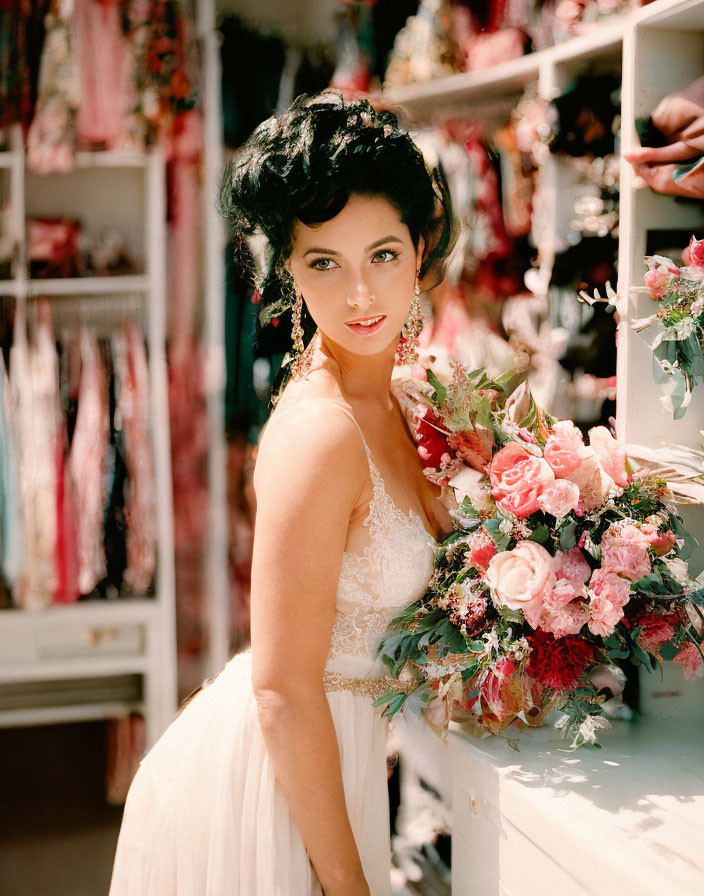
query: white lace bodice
[
  {"left": 265, "top": 389, "right": 438, "bottom": 680},
  {"left": 324, "top": 413, "right": 437, "bottom": 679}
]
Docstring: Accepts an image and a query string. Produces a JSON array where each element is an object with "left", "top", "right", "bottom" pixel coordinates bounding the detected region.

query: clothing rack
[{"left": 0, "top": 136, "right": 178, "bottom": 749}]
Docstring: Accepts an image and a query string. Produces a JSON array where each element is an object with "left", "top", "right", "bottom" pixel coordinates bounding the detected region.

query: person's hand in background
[{"left": 624, "top": 74, "right": 704, "bottom": 199}]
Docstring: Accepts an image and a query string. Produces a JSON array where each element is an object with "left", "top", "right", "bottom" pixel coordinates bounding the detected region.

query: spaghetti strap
[{"left": 267, "top": 395, "right": 374, "bottom": 463}]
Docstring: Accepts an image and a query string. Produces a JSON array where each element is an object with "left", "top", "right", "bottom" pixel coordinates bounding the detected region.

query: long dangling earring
[
  {"left": 395, "top": 269, "right": 423, "bottom": 366},
  {"left": 291, "top": 283, "right": 314, "bottom": 380}
]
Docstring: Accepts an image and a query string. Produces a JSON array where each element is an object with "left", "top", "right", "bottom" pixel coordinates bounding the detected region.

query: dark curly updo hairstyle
[{"left": 219, "top": 91, "right": 456, "bottom": 391}]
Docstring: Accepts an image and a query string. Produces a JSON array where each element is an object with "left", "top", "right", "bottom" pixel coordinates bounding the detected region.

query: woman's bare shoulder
[{"left": 254, "top": 399, "right": 367, "bottom": 501}]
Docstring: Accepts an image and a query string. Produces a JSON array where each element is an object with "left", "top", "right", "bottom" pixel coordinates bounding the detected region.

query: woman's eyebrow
[{"left": 303, "top": 235, "right": 403, "bottom": 257}]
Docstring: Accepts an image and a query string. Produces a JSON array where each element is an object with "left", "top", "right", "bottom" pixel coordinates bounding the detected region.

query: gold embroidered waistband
[{"left": 322, "top": 671, "right": 410, "bottom": 700}]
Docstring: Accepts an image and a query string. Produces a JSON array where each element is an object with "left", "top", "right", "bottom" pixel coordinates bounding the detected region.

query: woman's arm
[{"left": 250, "top": 406, "right": 370, "bottom": 896}]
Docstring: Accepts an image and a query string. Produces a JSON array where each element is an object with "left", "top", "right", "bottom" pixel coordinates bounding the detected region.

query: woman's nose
[{"left": 347, "top": 275, "right": 375, "bottom": 310}]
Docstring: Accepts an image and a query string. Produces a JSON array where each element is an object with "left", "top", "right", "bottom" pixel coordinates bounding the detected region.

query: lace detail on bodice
[{"left": 327, "top": 440, "right": 436, "bottom": 673}]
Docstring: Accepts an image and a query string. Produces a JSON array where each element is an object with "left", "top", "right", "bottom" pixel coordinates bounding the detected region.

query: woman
[{"left": 109, "top": 92, "right": 455, "bottom": 896}]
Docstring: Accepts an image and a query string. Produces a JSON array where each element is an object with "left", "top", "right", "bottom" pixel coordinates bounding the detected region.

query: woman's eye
[
  {"left": 310, "top": 258, "right": 337, "bottom": 271},
  {"left": 373, "top": 249, "right": 399, "bottom": 263}
]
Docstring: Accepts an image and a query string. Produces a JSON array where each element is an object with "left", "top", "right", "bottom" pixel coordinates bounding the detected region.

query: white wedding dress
[{"left": 109, "top": 393, "right": 437, "bottom": 895}]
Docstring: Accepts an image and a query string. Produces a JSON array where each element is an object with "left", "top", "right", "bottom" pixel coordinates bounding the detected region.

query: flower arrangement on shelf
[
  {"left": 583, "top": 235, "right": 704, "bottom": 419},
  {"left": 375, "top": 366, "right": 704, "bottom": 749}
]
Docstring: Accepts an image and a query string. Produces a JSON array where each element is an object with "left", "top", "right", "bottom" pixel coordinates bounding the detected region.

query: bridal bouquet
[{"left": 375, "top": 365, "right": 704, "bottom": 748}]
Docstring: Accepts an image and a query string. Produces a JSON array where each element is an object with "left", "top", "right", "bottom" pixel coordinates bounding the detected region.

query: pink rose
[
  {"left": 587, "top": 568, "right": 633, "bottom": 637},
  {"left": 489, "top": 443, "right": 555, "bottom": 519},
  {"left": 544, "top": 421, "right": 584, "bottom": 477},
  {"left": 486, "top": 540, "right": 557, "bottom": 626},
  {"left": 588, "top": 595, "right": 625, "bottom": 637},
  {"left": 682, "top": 235, "right": 704, "bottom": 271},
  {"left": 643, "top": 526, "right": 676, "bottom": 556},
  {"left": 601, "top": 522, "right": 651, "bottom": 551},
  {"left": 602, "top": 542, "right": 651, "bottom": 582},
  {"left": 555, "top": 547, "right": 592, "bottom": 588},
  {"left": 537, "top": 479, "right": 581, "bottom": 518},
  {"left": 540, "top": 578, "right": 589, "bottom": 637},
  {"left": 589, "top": 567, "right": 633, "bottom": 605},
  {"left": 643, "top": 266, "right": 669, "bottom": 300},
  {"left": 563, "top": 446, "right": 614, "bottom": 513},
  {"left": 588, "top": 426, "right": 628, "bottom": 488},
  {"left": 466, "top": 530, "right": 497, "bottom": 573}
]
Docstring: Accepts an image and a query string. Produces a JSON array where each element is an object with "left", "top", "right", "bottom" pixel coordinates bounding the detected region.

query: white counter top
[{"left": 449, "top": 713, "right": 704, "bottom": 895}]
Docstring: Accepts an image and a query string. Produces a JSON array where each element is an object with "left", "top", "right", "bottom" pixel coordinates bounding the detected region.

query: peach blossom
[
  {"left": 486, "top": 540, "right": 557, "bottom": 624},
  {"left": 589, "top": 426, "right": 628, "bottom": 488},
  {"left": 489, "top": 442, "right": 555, "bottom": 519}
]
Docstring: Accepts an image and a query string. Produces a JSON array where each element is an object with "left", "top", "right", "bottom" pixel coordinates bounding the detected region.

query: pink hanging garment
[
  {"left": 166, "top": 110, "right": 203, "bottom": 348},
  {"left": 68, "top": 329, "right": 108, "bottom": 595},
  {"left": 73, "top": 0, "right": 138, "bottom": 150},
  {"left": 168, "top": 338, "right": 209, "bottom": 689},
  {"left": 10, "top": 301, "right": 60, "bottom": 608},
  {"left": 53, "top": 417, "right": 79, "bottom": 603},
  {"left": 26, "top": 0, "right": 79, "bottom": 174},
  {"left": 117, "top": 321, "right": 156, "bottom": 594},
  {"left": 165, "top": 109, "right": 209, "bottom": 690}
]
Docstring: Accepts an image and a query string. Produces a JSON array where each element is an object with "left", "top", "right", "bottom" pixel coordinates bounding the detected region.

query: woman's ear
[{"left": 416, "top": 237, "right": 426, "bottom": 274}]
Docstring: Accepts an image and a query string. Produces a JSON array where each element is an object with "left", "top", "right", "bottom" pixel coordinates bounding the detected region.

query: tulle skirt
[{"left": 109, "top": 649, "right": 393, "bottom": 895}]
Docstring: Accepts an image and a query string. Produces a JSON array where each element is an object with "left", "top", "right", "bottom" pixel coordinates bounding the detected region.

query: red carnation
[
  {"left": 415, "top": 407, "right": 450, "bottom": 468},
  {"left": 525, "top": 629, "right": 594, "bottom": 692},
  {"left": 631, "top": 610, "right": 679, "bottom": 657}
]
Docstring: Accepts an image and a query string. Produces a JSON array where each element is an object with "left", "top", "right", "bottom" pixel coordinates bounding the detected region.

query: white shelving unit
[
  {"left": 0, "top": 127, "right": 178, "bottom": 749},
  {"left": 385, "top": 3, "right": 704, "bottom": 891}
]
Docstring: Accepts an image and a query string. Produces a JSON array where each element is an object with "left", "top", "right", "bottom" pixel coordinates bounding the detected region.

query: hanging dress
[{"left": 109, "top": 391, "right": 437, "bottom": 895}]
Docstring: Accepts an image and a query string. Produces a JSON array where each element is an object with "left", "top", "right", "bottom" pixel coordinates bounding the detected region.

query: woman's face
[{"left": 287, "top": 194, "right": 422, "bottom": 357}]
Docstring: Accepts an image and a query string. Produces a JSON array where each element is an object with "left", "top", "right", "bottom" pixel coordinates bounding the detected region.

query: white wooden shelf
[
  {"left": 0, "top": 597, "right": 160, "bottom": 625},
  {"left": 0, "top": 701, "right": 144, "bottom": 729},
  {"left": 0, "top": 657, "right": 151, "bottom": 684},
  {"left": 0, "top": 280, "right": 20, "bottom": 296},
  {"left": 23, "top": 274, "right": 149, "bottom": 296},
  {"left": 383, "top": 52, "right": 542, "bottom": 113},
  {"left": 73, "top": 150, "right": 149, "bottom": 169},
  {"left": 0, "top": 151, "right": 17, "bottom": 168},
  {"left": 381, "top": 12, "right": 629, "bottom": 113}
]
